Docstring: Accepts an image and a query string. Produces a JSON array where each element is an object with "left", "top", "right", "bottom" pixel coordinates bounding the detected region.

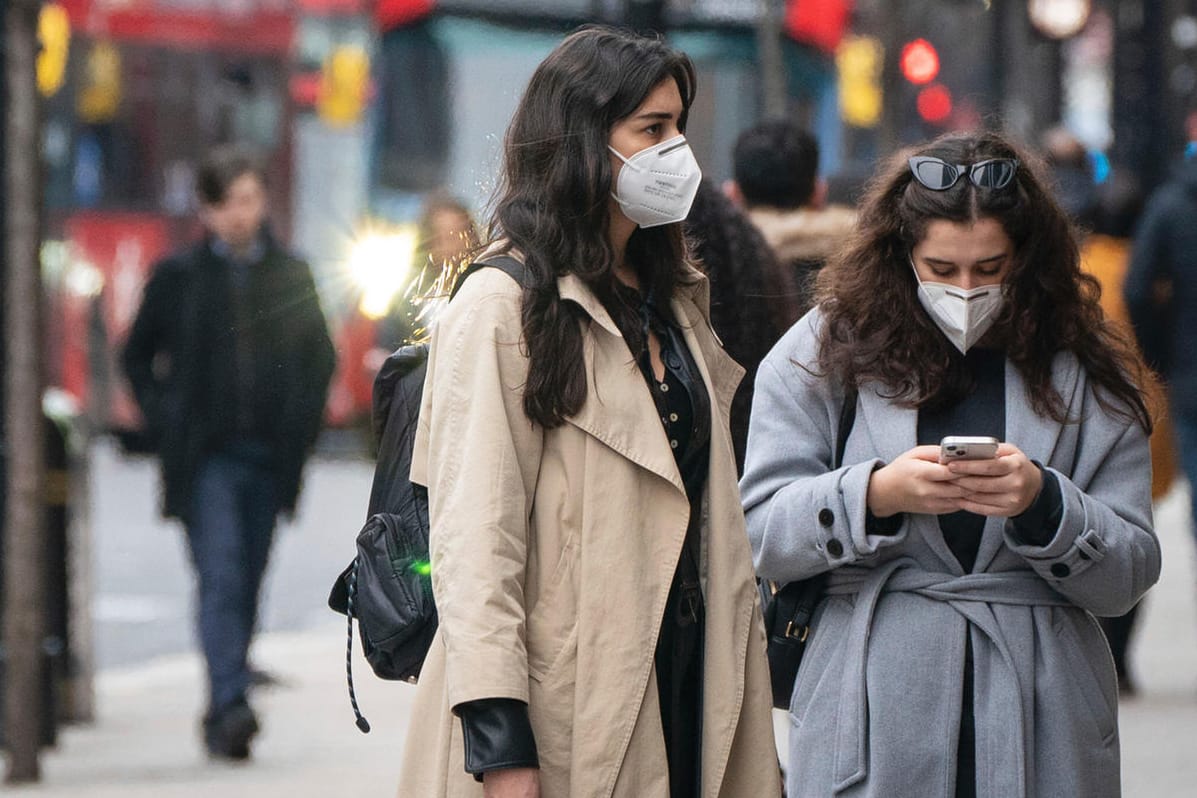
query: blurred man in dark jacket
[
  {"left": 122, "top": 146, "right": 335, "bottom": 761},
  {"left": 1125, "top": 121, "right": 1197, "bottom": 566},
  {"left": 725, "top": 120, "right": 857, "bottom": 324}
]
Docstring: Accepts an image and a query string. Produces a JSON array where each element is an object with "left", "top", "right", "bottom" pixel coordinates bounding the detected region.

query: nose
[{"left": 956, "top": 268, "right": 991, "bottom": 291}]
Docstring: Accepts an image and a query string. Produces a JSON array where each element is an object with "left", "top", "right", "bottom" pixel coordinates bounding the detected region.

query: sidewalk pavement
[
  {"left": 8, "top": 626, "right": 416, "bottom": 798},
  {"left": 9, "top": 488, "right": 1197, "bottom": 797}
]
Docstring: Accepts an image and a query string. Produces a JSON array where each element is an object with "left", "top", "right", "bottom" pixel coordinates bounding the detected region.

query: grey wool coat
[{"left": 740, "top": 308, "right": 1161, "bottom": 798}]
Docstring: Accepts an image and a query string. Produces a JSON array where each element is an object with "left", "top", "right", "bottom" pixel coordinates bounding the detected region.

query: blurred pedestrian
[
  {"left": 1081, "top": 170, "right": 1176, "bottom": 694},
  {"left": 374, "top": 192, "right": 480, "bottom": 353},
  {"left": 685, "top": 179, "right": 788, "bottom": 474},
  {"left": 1126, "top": 113, "right": 1197, "bottom": 602},
  {"left": 1041, "top": 125, "right": 1097, "bottom": 225},
  {"left": 398, "top": 26, "right": 780, "bottom": 798},
  {"left": 741, "top": 132, "right": 1160, "bottom": 797},
  {"left": 122, "top": 145, "right": 336, "bottom": 761},
  {"left": 726, "top": 120, "right": 857, "bottom": 323}
]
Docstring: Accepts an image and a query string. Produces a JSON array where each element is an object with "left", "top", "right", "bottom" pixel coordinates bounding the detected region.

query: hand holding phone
[
  {"left": 939, "top": 436, "right": 1000, "bottom": 464},
  {"left": 945, "top": 440, "right": 1043, "bottom": 517}
]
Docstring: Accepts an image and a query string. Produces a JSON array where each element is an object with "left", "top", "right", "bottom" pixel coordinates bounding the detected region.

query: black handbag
[{"left": 762, "top": 387, "right": 857, "bottom": 710}]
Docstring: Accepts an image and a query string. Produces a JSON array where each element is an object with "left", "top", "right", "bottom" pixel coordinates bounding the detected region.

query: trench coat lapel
[
  {"left": 557, "top": 273, "right": 686, "bottom": 494},
  {"left": 674, "top": 285, "right": 758, "bottom": 798},
  {"left": 671, "top": 287, "right": 743, "bottom": 424}
]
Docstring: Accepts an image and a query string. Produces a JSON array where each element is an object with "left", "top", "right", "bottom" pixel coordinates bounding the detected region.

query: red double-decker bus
[{"left": 44, "top": 1, "right": 306, "bottom": 444}]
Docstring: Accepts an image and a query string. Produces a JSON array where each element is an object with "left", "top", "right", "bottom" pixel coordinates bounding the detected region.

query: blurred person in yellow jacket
[{"left": 1080, "top": 169, "right": 1177, "bottom": 694}]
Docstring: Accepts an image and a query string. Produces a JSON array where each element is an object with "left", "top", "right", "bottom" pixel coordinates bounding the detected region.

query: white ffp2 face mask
[
  {"left": 608, "top": 135, "right": 702, "bottom": 228},
  {"left": 912, "top": 265, "right": 1005, "bottom": 353}
]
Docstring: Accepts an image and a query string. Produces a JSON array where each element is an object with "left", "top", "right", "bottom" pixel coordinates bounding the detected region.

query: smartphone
[{"left": 939, "top": 436, "right": 1000, "bottom": 463}]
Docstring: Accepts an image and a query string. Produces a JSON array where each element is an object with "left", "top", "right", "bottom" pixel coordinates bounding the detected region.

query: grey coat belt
[{"left": 824, "top": 558, "right": 1072, "bottom": 797}]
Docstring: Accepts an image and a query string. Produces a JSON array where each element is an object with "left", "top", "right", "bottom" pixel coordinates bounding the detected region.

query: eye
[
  {"left": 977, "top": 261, "right": 1006, "bottom": 277},
  {"left": 645, "top": 123, "right": 662, "bottom": 136}
]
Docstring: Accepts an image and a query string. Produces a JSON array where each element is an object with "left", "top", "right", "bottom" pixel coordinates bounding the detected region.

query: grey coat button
[
  {"left": 818, "top": 508, "right": 835, "bottom": 527},
  {"left": 826, "top": 539, "right": 844, "bottom": 557},
  {"left": 1050, "top": 562, "right": 1071, "bottom": 578}
]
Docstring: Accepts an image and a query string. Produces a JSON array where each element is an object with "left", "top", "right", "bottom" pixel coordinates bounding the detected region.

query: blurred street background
[{"left": 4, "top": 0, "right": 1197, "bottom": 792}]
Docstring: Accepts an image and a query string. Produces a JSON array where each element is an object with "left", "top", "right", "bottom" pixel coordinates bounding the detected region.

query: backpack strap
[
  {"left": 835, "top": 386, "right": 858, "bottom": 470},
  {"left": 449, "top": 254, "right": 526, "bottom": 300}
]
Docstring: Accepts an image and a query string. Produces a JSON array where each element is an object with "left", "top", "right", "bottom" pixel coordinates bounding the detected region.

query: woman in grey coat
[{"left": 741, "top": 132, "right": 1161, "bottom": 798}]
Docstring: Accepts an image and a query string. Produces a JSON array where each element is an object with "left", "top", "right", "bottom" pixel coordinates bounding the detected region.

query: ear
[
  {"left": 811, "top": 178, "right": 829, "bottom": 210},
  {"left": 722, "top": 179, "right": 744, "bottom": 207}
]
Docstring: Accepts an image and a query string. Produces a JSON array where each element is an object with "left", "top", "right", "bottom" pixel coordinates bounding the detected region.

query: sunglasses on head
[{"left": 908, "top": 156, "right": 1019, "bottom": 191}]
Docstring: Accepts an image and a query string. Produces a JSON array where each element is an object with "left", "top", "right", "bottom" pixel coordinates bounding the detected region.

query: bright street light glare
[{"left": 347, "top": 228, "right": 417, "bottom": 320}]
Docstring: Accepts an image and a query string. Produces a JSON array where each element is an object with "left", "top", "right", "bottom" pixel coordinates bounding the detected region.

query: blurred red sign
[
  {"left": 60, "top": 212, "right": 172, "bottom": 430},
  {"left": 377, "top": 0, "right": 435, "bottom": 32},
  {"left": 59, "top": 0, "right": 295, "bottom": 54},
  {"left": 298, "top": 0, "right": 370, "bottom": 13},
  {"left": 785, "top": 0, "right": 852, "bottom": 54}
]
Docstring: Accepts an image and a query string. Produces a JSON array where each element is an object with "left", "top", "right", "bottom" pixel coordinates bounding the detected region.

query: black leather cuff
[
  {"left": 458, "top": 698, "right": 539, "bottom": 782},
  {"left": 866, "top": 508, "right": 904, "bottom": 536},
  {"left": 1010, "top": 463, "right": 1063, "bottom": 546}
]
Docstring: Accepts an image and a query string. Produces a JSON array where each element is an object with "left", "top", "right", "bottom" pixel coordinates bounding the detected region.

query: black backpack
[{"left": 327, "top": 255, "right": 525, "bottom": 732}]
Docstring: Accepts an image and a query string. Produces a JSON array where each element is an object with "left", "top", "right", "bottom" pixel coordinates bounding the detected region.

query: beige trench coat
[{"left": 397, "top": 263, "right": 781, "bottom": 798}]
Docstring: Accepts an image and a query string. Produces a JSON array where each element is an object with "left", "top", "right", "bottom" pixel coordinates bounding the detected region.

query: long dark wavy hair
[
  {"left": 486, "top": 26, "right": 698, "bottom": 428},
  {"left": 814, "top": 131, "right": 1150, "bottom": 430}
]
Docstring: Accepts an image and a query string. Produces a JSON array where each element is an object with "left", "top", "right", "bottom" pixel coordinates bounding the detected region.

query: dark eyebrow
[
  {"left": 632, "top": 111, "right": 675, "bottom": 122},
  {"left": 975, "top": 253, "right": 1008, "bottom": 264},
  {"left": 924, "top": 253, "right": 1008, "bottom": 267}
]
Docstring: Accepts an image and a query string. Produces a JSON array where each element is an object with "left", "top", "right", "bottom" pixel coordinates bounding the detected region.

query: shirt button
[
  {"left": 660, "top": 383, "right": 670, "bottom": 393},
  {"left": 818, "top": 508, "right": 835, "bottom": 527},
  {"left": 669, "top": 413, "right": 679, "bottom": 422},
  {"left": 826, "top": 539, "right": 844, "bottom": 557},
  {"left": 670, "top": 439, "right": 679, "bottom": 449},
  {"left": 1050, "top": 562, "right": 1071, "bottom": 578}
]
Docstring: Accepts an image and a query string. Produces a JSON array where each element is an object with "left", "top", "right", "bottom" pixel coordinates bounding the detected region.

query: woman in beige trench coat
[{"left": 397, "top": 26, "right": 781, "bottom": 798}]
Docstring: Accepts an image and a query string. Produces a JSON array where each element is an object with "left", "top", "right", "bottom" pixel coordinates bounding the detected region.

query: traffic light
[
  {"left": 917, "top": 84, "right": 953, "bottom": 124},
  {"left": 318, "top": 45, "right": 371, "bottom": 128},
  {"left": 900, "top": 38, "right": 940, "bottom": 85},
  {"left": 77, "top": 42, "right": 122, "bottom": 124},
  {"left": 37, "top": 3, "right": 70, "bottom": 98},
  {"left": 837, "top": 35, "right": 883, "bottom": 129}
]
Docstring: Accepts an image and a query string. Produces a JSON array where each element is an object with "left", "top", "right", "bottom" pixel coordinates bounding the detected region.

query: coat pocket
[
  {"left": 1053, "top": 615, "right": 1117, "bottom": 746},
  {"left": 525, "top": 539, "right": 580, "bottom": 682}
]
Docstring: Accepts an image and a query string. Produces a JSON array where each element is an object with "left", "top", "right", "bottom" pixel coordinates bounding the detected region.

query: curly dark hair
[
  {"left": 814, "top": 131, "right": 1150, "bottom": 430},
  {"left": 685, "top": 179, "right": 791, "bottom": 472},
  {"left": 487, "top": 26, "right": 698, "bottom": 428}
]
